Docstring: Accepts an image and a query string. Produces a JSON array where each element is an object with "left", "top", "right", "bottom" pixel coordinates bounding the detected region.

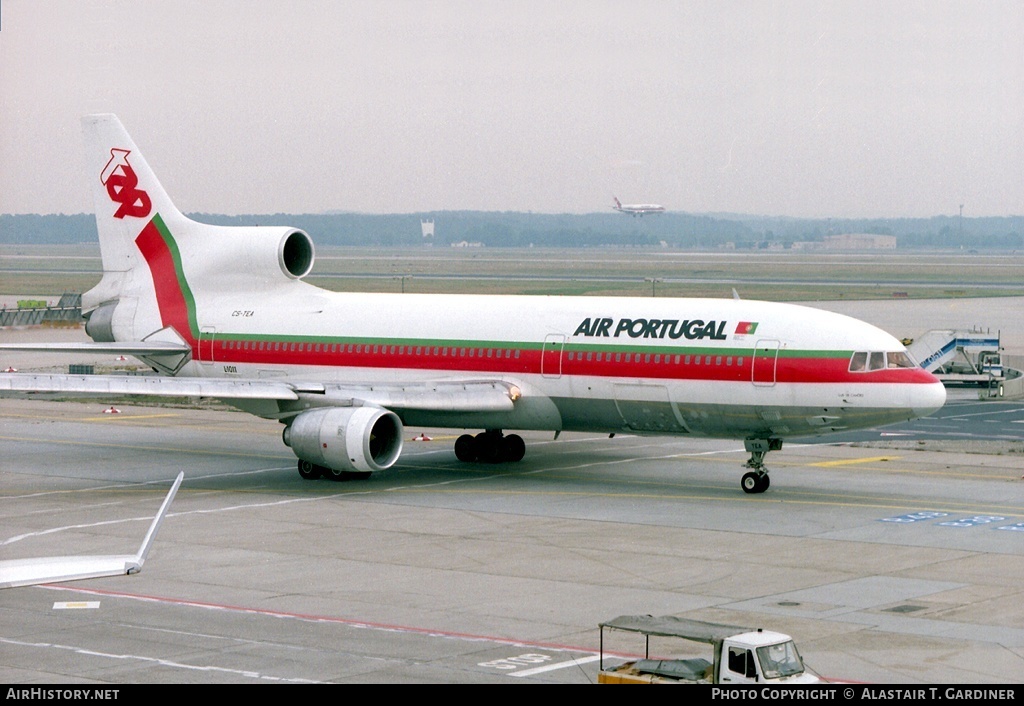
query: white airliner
[
  {"left": 0, "top": 115, "right": 945, "bottom": 493},
  {"left": 612, "top": 196, "right": 666, "bottom": 216},
  {"left": 0, "top": 473, "right": 182, "bottom": 589}
]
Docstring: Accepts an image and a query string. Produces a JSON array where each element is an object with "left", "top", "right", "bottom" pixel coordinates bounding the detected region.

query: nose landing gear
[{"left": 741, "top": 438, "right": 782, "bottom": 494}]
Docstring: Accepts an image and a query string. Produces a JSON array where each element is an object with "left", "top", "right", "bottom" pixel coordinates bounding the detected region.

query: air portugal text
[{"left": 573, "top": 317, "right": 729, "bottom": 341}]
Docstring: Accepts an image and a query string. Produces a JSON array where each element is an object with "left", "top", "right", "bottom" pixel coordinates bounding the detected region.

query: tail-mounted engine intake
[
  {"left": 186, "top": 226, "right": 315, "bottom": 283},
  {"left": 277, "top": 229, "right": 316, "bottom": 279},
  {"left": 283, "top": 406, "right": 404, "bottom": 474}
]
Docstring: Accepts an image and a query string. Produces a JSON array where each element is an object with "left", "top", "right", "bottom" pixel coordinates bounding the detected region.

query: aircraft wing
[
  {"left": 0, "top": 472, "right": 183, "bottom": 589},
  {"left": 317, "top": 380, "right": 519, "bottom": 413},
  {"left": 0, "top": 322, "right": 517, "bottom": 411},
  {"left": 0, "top": 372, "right": 299, "bottom": 400},
  {"left": 0, "top": 372, "right": 519, "bottom": 412}
]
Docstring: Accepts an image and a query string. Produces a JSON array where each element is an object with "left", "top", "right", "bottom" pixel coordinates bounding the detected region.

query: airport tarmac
[
  {"left": 1, "top": 298, "right": 1022, "bottom": 684},
  {"left": 1, "top": 401, "right": 1023, "bottom": 684}
]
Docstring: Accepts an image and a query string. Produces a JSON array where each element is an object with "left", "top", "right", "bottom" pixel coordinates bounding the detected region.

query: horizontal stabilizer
[
  {"left": 0, "top": 472, "right": 183, "bottom": 589},
  {"left": 0, "top": 342, "right": 191, "bottom": 355}
]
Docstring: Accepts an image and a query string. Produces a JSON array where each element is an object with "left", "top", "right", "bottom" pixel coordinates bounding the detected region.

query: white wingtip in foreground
[{"left": 0, "top": 472, "right": 183, "bottom": 589}]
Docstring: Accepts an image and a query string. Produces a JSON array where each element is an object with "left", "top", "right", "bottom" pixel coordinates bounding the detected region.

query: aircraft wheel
[
  {"left": 741, "top": 472, "right": 765, "bottom": 494},
  {"left": 325, "top": 466, "right": 349, "bottom": 481},
  {"left": 475, "top": 432, "right": 502, "bottom": 463},
  {"left": 504, "top": 434, "right": 526, "bottom": 462},
  {"left": 325, "top": 468, "right": 372, "bottom": 481},
  {"left": 454, "top": 434, "right": 477, "bottom": 462},
  {"left": 298, "top": 460, "right": 321, "bottom": 480}
]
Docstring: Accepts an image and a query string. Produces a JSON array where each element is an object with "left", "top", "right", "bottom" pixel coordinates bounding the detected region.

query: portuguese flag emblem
[{"left": 735, "top": 321, "right": 758, "bottom": 334}]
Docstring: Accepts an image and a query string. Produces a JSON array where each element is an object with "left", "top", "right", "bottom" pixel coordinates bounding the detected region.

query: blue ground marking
[
  {"left": 995, "top": 522, "right": 1024, "bottom": 532},
  {"left": 938, "top": 515, "right": 1007, "bottom": 527},
  {"left": 880, "top": 511, "right": 949, "bottom": 523}
]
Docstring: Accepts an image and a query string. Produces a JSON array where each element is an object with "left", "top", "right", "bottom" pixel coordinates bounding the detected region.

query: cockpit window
[
  {"left": 850, "top": 350, "right": 918, "bottom": 372},
  {"left": 887, "top": 350, "right": 916, "bottom": 368}
]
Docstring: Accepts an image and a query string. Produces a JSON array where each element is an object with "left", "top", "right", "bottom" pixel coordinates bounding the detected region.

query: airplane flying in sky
[
  {"left": 0, "top": 116, "right": 945, "bottom": 493},
  {"left": 612, "top": 196, "right": 666, "bottom": 216},
  {"left": 0, "top": 473, "right": 182, "bottom": 589}
]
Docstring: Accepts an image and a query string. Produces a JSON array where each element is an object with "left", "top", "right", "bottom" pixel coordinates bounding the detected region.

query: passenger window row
[
  {"left": 218, "top": 338, "right": 765, "bottom": 370},
  {"left": 566, "top": 351, "right": 744, "bottom": 367},
  {"left": 218, "top": 340, "right": 752, "bottom": 369},
  {"left": 222, "top": 340, "right": 522, "bottom": 359}
]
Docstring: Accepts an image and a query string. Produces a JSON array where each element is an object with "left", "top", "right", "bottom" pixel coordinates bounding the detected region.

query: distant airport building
[
  {"left": 823, "top": 233, "right": 897, "bottom": 250},
  {"left": 421, "top": 219, "right": 435, "bottom": 238},
  {"left": 787, "top": 234, "right": 897, "bottom": 250}
]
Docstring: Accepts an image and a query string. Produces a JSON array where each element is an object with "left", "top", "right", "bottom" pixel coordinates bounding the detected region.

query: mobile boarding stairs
[{"left": 907, "top": 328, "right": 1021, "bottom": 399}]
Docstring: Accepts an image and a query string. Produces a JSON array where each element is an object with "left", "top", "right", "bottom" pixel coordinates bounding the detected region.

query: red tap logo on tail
[{"left": 100, "top": 148, "right": 152, "bottom": 219}]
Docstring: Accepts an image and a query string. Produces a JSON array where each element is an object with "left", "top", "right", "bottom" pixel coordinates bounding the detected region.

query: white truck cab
[
  {"left": 598, "top": 615, "right": 822, "bottom": 684},
  {"left": 718, "top": 629, "right": 818, "bottom": 683}
]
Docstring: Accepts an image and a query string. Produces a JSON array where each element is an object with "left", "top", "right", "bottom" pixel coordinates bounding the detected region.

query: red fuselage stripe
[{"left": 205, "top": 340, "right": 937, "bottom": 385}]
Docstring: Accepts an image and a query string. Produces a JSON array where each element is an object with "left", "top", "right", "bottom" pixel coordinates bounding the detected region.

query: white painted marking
[
  {"left": 0, "top": 636, "right": 324, "bottom": 683},
  {"left": 508, "top": 654, "right": 602, "bottom": 677},
  {"left": 53, "top": 601, "right": 100, "bottom": 610},
  {"left": 945, "top": 407, "right": 1024, "bottom": 420}
]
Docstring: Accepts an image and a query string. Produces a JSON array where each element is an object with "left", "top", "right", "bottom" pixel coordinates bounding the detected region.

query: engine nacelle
[
  {"left": 85, "top": 300, "right": 118, "bottom": 342},
  {"left": 283, "top": 407, "right": 404, "bottom": 473},
  {"left": 182, "top": 225, "right": 315, "bottom": 284}
]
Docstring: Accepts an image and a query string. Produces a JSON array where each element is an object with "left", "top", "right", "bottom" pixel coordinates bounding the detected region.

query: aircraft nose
[{"left": 912, "top": 380, "right": 947, "bottom": 419}]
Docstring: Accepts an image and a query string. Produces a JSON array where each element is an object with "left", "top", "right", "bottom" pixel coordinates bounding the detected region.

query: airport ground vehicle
[
  {"left": 597, "top": 615, "right": 821, "bottom": 684},
  {"left": 907, "top": 329, "right": 1005, "bottom": 386}
]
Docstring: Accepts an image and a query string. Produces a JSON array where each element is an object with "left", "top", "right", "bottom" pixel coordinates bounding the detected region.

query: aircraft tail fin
[
  {"left": 79, "top": 114, "right": 316, "bottom": 347},
  {"left": 82, "top": 114, "right": 189, "bottom": 277},
  {"left": 80, "top": 114, "right": 199, "bottom": 339}
]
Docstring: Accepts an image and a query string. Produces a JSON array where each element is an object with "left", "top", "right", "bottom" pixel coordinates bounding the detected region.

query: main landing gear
[
  {"left": 740, "top": 438, "right": 782, "bottom": 494},
  {"left": 454, "top": 430, "right": 526, "bottom": 463},
  {"left": 297, "top": 459, "right": 372, "bottom": 482}
]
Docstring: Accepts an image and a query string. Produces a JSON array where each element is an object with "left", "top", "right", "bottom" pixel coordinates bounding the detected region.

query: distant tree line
[
  {"left": 0, "top": 213, "right": 96, "bottom": 245},
  {"left": 1, "top": 211, "right": 1020, "bottom": 250}
]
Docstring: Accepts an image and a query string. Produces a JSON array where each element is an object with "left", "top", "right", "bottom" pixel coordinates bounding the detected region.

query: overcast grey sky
[{"left": 1, "top": 0, "right": 1021, "bottom": 218}]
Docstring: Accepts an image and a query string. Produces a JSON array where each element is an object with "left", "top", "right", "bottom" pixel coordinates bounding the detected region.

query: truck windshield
[{"left": 757, "top": 640, "right": 803, "bottom": 678}]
